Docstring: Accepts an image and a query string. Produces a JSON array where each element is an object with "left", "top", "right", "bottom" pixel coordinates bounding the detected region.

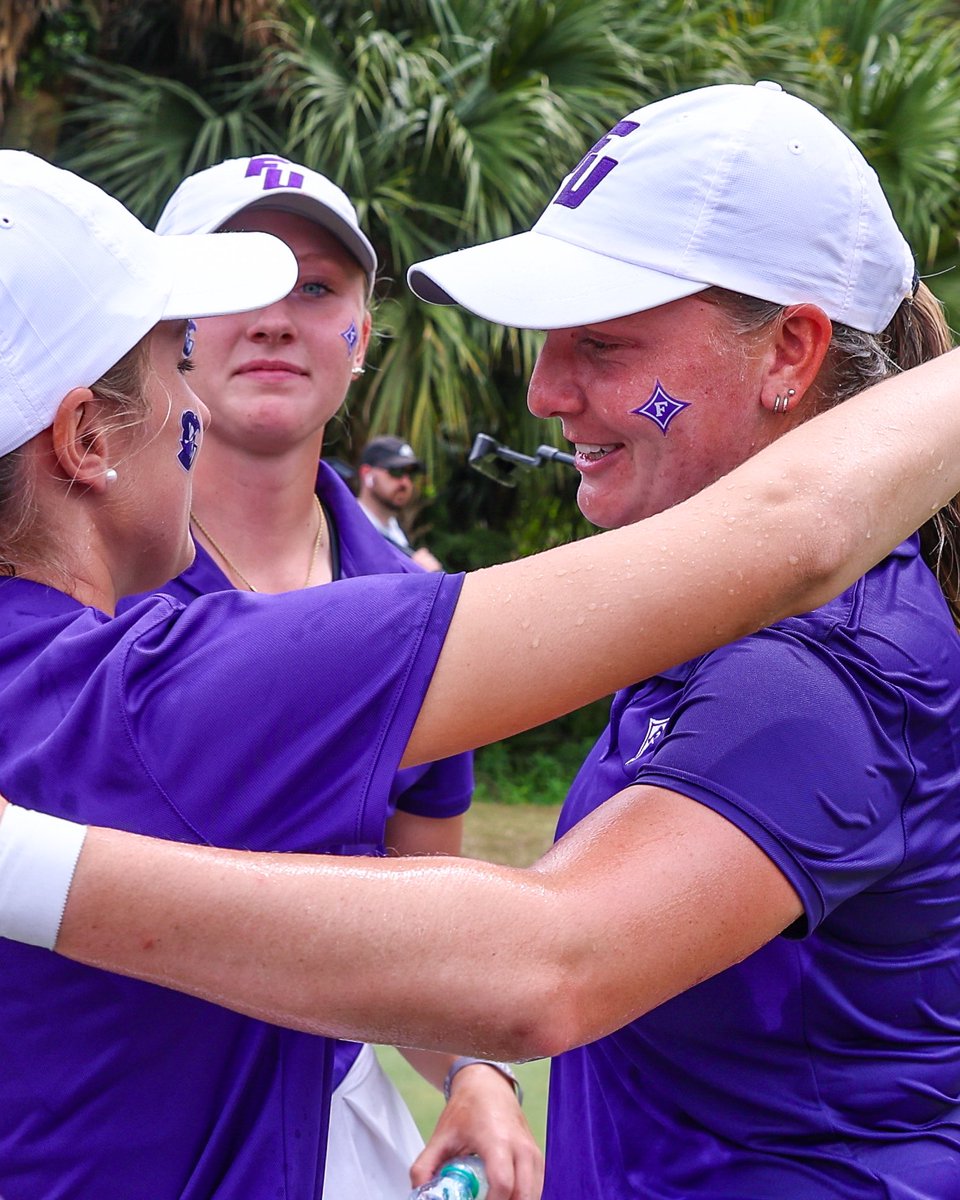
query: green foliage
[
  {"left": 59, "top": 65, "right": 277, "bottom": 221},
  {"left": 473, "top": 697, "right": 611, "bottom": 807},
  {"left": 8, "top": 0, "right": 960, "bottom": 562},
  {"left": 13, "top": 4, "right": 92, "bottom": 97}
]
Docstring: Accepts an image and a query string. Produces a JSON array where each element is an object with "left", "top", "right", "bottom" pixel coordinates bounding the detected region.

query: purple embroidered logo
[
  {"left": 554, "top": 119, "right": 640, "bottom": 210},
  {"left": 340, "top": 320, "right": 359, "bottom": 356},
  {"left": 632, "top": 380, "right": 689, "bottom": 435},
  {"left": 177, "top": 410, "right": 202, "bottom": 472},
  {"left": 625, "top": 716, "right": 670, "bottom": 765},
  {"left": 245, "top": 156, "right": 305, "bottom": 192}
]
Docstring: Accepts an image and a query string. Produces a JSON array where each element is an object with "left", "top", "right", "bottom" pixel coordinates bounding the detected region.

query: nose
[
  {"left": 197, "top": 397, "right": 212, "bottom": 431},
  {"left": 527, "top": 330, "right": 583, "bottom": 420},
  {"left": 247, "top": 294, "right": 296, "bottom": 341}
]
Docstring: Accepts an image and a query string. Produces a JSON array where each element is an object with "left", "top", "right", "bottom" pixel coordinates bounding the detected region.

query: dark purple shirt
[
  {"left": 149, "top": 461, "right": 474, "bottom": 1089},
  {"left": 545, "top": 537, "right": 960, "bottom": 1198},
  {"left": 0, "top": 567, "right": 462, "bottom": 1199}
]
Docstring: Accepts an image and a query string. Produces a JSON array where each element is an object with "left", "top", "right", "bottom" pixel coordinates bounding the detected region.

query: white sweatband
[{"left": 0, "top": 804, "right": 88, "bottom": 949}]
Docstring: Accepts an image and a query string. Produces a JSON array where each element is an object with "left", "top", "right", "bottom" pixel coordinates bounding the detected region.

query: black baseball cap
[{"left": 360, "top": 436, "right": 424, "bottom": 472}]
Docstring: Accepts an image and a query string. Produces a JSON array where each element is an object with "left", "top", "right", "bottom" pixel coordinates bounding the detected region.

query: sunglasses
[{"left": 385, "top": 466, "right": 420, "bottom": 479}]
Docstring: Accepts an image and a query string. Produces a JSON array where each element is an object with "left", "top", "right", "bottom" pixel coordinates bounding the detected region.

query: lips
[
  {"left": 236, "top": 359, "right": 307, "bottom": 376},
  {"left": 573, "top": 441, "right": 623, "bottom": 466}
]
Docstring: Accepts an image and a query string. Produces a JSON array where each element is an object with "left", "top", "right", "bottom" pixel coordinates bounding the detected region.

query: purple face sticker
[
  {"left": 340, "top": 320, "right": 359, "bottom": 356},
  {"left": 631, "top": 380, "right": 690, "bottom": 435},
  {"left": 183, "top": 319, "right": 197, "bottom": 359},
  {"left": 177, "top": 410, "right": 202, "bottom": 472}
]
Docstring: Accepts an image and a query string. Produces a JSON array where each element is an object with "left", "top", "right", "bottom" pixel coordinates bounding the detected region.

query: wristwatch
[{"left": 443, "top": 1056, "right": 524, "bottom": 1105}]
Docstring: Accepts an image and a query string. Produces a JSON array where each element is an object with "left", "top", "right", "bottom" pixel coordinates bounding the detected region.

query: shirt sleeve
[
  {"left": 632, "top": 625, "right": 916, "bottom": 935},
  {"left": 388, "top": 753, "right": 475, "bottom": 819},
  {"left": 116, "top": 571, "right": 464, "bottom": 854}
]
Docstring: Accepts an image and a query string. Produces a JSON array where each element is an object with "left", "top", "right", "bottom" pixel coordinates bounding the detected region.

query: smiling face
[
  {"left": 526, "top": 294, "right": 778, "bottom": 529},
  {"left": 186, "top": 209, "right": 371, "bottom": 455}
]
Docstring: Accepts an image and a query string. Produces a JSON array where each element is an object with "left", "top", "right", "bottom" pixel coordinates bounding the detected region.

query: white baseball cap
[
  {"left": 156, "top": 155, "right": 378, "bottom": 286},
  {"left": 408, "top": 82, "right": 915, "bottom": 334},
  {"left": 0, "top": 150, "right": 298, "bottom": 458}
]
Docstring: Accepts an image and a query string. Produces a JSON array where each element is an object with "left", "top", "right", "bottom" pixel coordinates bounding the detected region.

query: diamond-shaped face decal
[{"left": 631, "top": 380, "right": 690, "bottom": 434}]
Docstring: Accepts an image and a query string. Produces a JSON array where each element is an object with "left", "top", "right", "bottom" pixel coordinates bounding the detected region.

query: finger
[{"left": 511, "top": 1142, "right": 546, "bottom": 1200}]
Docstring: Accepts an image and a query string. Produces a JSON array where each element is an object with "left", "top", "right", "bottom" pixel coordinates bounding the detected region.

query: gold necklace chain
[{"left": 190, "top": 497, "right": 326, "bottom": 593}]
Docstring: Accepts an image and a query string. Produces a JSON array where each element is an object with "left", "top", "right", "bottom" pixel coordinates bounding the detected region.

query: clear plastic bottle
[{"left": 407, "top": 1154, "right": 489, "bottom": 1199}]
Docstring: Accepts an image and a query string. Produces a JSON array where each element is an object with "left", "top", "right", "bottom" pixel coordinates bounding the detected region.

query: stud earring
[
  {"left": 772, "top": 388, "right": 796, "bottom": 414},
  {"left": 104, "top": 468, "right": 119, "bottom": 485},
  {"left": 351, "top": 365, "right": 366, "bottom": 378}
]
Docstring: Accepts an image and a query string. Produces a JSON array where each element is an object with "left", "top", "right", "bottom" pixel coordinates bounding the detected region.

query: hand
[
  {"left": 411, "top": 547, "right": 443, "bottom": 572},
  {"left": 410, "top": 1062, "right": 544, "bottom": 1200}
]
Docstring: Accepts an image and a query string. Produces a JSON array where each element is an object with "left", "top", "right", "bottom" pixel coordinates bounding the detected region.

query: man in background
[{"left": 357, "top": 435, "right": 442, "bottom": 571}]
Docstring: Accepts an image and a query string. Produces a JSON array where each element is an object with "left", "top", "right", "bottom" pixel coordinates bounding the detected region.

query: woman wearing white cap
[
  {"left": 3, "top": 82, "right": 960, "bottom": 1200},
  {"left": 143, "top": 156, "right": 536, "bottom": 1199}
]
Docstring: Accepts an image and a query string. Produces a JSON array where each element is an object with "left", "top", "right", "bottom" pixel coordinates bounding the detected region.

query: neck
[
  {"left": 358, "top": 490, "right": 398, "bottom": 526},
  {"left": 190, "top": 434, "right": 333, "bottom": 592},
  {"left": 17, "top": 440, "right": 139, "bottom": 615}
]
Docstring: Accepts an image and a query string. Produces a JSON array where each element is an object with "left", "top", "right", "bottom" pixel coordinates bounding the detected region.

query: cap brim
[
  {"left": 407, "top": 229, "right": 708, "bottom": 330},
  {"left": 159, "top": 231, "right": 299, "bottom": 320}
]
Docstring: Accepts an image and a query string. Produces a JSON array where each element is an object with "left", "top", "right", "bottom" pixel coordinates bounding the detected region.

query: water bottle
[{"left": 407, "top": 1154, "right": 489, "bottom": 1199}]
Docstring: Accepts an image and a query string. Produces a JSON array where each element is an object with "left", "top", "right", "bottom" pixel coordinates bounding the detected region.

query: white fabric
[
  {"left": 0, "top": 151, "right": 297, "bottom": 456},
  {"left": 407, "top": 81, "right": 914, "bottom": 333},
  {"left": 359, "top": 503, "right": 412, "bottom": 551},
  {"left": 324, "top": 1044, "right": 425, "bottom": 1197},
  {"left": 156, "top": 155, "right": 377, "bottom": 285},
  {"left": 0, "top": 804, "right": 87, "bottom": 949}
]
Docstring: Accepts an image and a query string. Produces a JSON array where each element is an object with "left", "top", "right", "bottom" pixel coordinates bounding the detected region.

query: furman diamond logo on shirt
[{"left": 625, "top": 716, "right": 670, "bottom": 766}]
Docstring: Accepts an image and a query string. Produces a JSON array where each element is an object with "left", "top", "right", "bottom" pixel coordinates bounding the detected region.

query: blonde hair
[{"left": 0, "top": 338, "right": 150, "bottom": 579}]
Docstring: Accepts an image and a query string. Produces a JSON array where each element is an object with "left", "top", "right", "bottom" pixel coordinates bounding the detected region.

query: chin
[{"left": 576, "top": 486, "right": 639, "bottom": 531}]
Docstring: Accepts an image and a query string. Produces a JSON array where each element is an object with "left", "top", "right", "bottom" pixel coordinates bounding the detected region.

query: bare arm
[
  {"left": 404, "top": 348, "right": 960, "bottom": 764},
  {"left": 39, "top": 784, "right": 797, "bottom": 1059},
  {"left": 376, "top": 811, "right": 544, "bottom": 1200}
]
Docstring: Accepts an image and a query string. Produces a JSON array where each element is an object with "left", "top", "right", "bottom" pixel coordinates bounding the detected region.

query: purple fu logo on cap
[
  {"left": 245, "top": 156, "right": 305, "bottom": 192},
  {"left": 554, "top": 119, "right": 640, "bottom": 210}
]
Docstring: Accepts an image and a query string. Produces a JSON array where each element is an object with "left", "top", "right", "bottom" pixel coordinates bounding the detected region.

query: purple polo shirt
[
  {"left": 151, "top": 460, "right": 474, "bottom": 1089},
  {"left": 544, "top": 536, "right": 960, "bottom": 1198},
  {"left": 0, "top": 567, "right": 462, "bottom": 1200}
]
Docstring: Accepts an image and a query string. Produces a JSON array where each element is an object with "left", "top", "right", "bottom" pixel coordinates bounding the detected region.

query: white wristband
[{"left": 0, "top": 804, "right": 87, "bottom": 949}]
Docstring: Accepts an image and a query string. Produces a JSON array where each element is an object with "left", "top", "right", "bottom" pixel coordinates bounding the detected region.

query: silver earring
[
  {"left": 104, "top": 468, "right": 119, "bottom": 485},
  {"left": 351, "top": 365, "right": 366, "bottom": 378},
  {"left": 773, "top": 388, "right": 796, "bottom": 414}
]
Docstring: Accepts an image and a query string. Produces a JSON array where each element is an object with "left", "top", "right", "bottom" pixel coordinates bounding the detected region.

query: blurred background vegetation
[{"left": 4, "top": 0, "right": 960, "bottom": 802}]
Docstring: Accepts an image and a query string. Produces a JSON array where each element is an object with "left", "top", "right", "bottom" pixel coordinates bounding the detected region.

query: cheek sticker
[
  {"left": 340, "top": 320, "right": 359, "bottom": 356},
  {"left": 183, "top": 319, "right": 197, "bottom": 359},
  {"left": 631, "top": 379, "right": 690, "bottom": 435},
  {"left": 177, "top": 410, "right": 202, "bottom": 472}
]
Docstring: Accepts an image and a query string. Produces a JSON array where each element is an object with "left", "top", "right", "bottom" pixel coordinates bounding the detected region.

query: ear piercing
[
  {"left": 351, "top": 365, "right": 366, "bottom": 378},
  {"left": 773, "top": 388, "right": 796, "bottom": 414},
  {"left": 104, "top": 468, "right": 119, "bottom": 485}
]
